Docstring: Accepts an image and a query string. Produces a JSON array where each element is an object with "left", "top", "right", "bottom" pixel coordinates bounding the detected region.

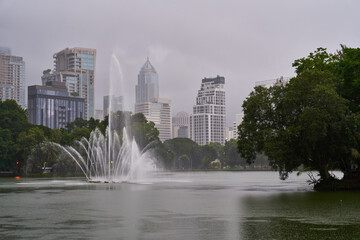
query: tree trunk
[{"left": 318, "top": 165, "right": 331, "bottom": 180}]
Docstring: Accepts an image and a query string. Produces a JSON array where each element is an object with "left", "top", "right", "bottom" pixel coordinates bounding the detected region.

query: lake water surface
[{"left": 0, "top": 171, "right": 359, "bottom": 240}]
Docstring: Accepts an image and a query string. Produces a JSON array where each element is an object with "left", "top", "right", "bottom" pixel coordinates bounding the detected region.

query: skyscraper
[
  {"left": 190, "top": 76, "right": 226, "bottom": 145},
  {"left": 135, "top": 58, "right": 171, "bottom": 141},
  {"left": 135, "top": 98, "right": 172, "bottom": 142},
  {"left": 0, "top": 49, "right": 26, "bottom": 108},
  {"left": 135, "top": 58, "right": 159, "bottom": 103},
  {"left": 28, "top": 81, "right": 85, "bottom": 129},
  {"left": 233, "top": 113, "right": 244, "bottom": 139},
  {"left": 42, "top": 47, "right": 96, "bottom": 119}
]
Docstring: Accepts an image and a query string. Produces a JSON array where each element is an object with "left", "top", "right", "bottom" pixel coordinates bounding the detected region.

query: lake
[{"left": 0, "top": 171, "right": 359, "bottom": 239}]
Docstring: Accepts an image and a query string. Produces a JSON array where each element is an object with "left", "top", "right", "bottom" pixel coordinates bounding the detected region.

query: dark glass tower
[{"left": 135, "top": 58, "right": 159, "bottom": 103}]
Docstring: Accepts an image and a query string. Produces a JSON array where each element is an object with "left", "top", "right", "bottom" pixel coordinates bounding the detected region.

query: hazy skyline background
[{"left": 1, "top": 0, "right": 359, "bottom": 125}]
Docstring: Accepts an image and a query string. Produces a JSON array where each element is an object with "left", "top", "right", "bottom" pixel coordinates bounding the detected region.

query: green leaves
[{"left": 238, "top": 46, "right": 360, "bottom": 181}]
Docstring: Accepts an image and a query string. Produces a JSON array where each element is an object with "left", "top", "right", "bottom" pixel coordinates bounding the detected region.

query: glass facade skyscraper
[
  {"left": 42, "top": 47, "right": 96, "bottom": 119},
  {"left": 0, "top": 50, "right": 26, "bottom": 108},
  {"left": 28, "top": 81, "right": 85, "bottom": 129},
  {"left": 136, "top": 58, "right": 159, "bottom": 103}
]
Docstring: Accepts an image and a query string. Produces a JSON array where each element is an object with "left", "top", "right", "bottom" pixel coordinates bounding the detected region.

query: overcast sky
[{"left": 0, "top": 0, "right": 359, "bottom": 125}]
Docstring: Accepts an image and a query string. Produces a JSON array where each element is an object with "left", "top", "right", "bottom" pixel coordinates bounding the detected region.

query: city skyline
[
  {"left": 1, "top": 0, "right": 359, "bottom": 125},
  {"left": 42, "top": 47, "right": 96, "bottom": 119}
]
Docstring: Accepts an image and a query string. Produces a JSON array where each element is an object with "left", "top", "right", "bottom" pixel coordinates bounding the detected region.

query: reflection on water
[
  {"left": 239, "top": 192, "right": 360, "bottom": 240},
  {"left": 0, "top": 172, "right": 359, "bottom": 240}
]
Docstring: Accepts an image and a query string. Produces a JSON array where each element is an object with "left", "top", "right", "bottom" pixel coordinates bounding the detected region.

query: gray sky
[{"left": 0, "top": 0, "right": 359, "bottom": 125}]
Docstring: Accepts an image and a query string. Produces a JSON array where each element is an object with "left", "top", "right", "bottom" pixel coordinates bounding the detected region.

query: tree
[
  {"left": 178, "top": 154, "right": 190, "bottom": 169},
  {"left": 130, "top": 121, "right": 159, "bottom": 151},
  {"left": 208, "top": 142, "right": 224, "bottom": 161},
  {"left": 69, "top": 127, "right": 91, "bottom": 142},
  {"left": 65, "top": 118, "right": 89, "bottom": 132},
  {"left": 334, "top": 46, "right": 360, "bottom": 112},
  {"left": 238, "top": 46, "right": 360, "bottom": 185},
  {"left": 200, "top": 145, "right": 217, "bottom": 168},
  {"left": 223, "top": 139, "right": 245, "bottom": 168},
  {"left": 26, "top": 142, "right": 61, "bottom": 174},
  {"left": 0, "top": 99, "right": 30, "bottom": 141},
  {"left": 163, "top": 138, "right": 201, "bottom": 169},
  {"left": 16, "top": 127, "right": 47, "bottom": 171},
  {"left": 0, "top": 128, "right": 16, "bottom": 170}
]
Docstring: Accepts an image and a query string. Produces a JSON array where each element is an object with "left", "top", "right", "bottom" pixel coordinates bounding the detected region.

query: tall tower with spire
[
  {"left": 135, "top": 58, "right": 172, "bottom": 141},
  {"left": 135, "top": 58, "right": 159, "bottom": 103}
]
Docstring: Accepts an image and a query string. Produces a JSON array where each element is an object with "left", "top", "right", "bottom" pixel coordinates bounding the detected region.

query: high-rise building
[
  {"left": 42, "top": 47, "right": 96, "bottom": 119},
  {"left": 135, "top": 98, "right": 172, "bottom": 142},
  {"left": 172, "top": 111, "right": 190, "bottom": 138},
  {"left": 135, "top": 58, "right": 159, "bottom": 103},
  {"left": 28, "top": 81, "right": 85, "bottom": 129},
  {"left": 103, "top": 95, "right": 123, "bottom": 118},
  {"left": 225, "top": 126, "right": 234, "bottom": 141},
  {"left": 190, "top": 76, "right": 226, "bottom": 145},
  {"left": 135, "top": 59, "right": 171, "bottom": 141},
  {"left": 233, "top": 113, "right": 244, "bottom": 139},
  {"left": 0, "top": 49, "right": 26, "bottom": 108}
]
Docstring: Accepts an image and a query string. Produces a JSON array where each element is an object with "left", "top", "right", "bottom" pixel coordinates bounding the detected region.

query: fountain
[
  {"left": 58, "top": 127, "right": 155, "bottom": 183},
  {"left": 57, "top": 54, "right": 156, "bottom": 183}
]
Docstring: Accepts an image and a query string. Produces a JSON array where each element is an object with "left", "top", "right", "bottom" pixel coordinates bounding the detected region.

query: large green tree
[
  {"left": 163, "top": 138, "right": 200, "bottom": 169},
  {"left": 238, "top": 46, "right": 360, "bottom": 184},
  {"left": 0, "top": 100, "right": 31, "bottom": 170}
]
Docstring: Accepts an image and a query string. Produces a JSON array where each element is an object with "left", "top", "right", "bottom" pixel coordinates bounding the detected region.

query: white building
[
  {"left": 190, "top": 76, "right": 226, "bottom": 145},
  {"left": 172, "top": 111, "right": 190, "bottom": 138},
  {"left": 233, "top": 113, "right": 244, "bottom": 139},
  {"left": 255, "top": 76, "right": 291, "bottom": 88},
  {"left": 225, "top": 126, "right": 234, "bottom": 141},
  {"left": 135, "top": 98, "right": 172, "bottom": 142}
]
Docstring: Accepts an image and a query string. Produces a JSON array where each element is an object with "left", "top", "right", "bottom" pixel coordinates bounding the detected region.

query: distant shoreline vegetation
[{"left": 0, "top": 104, "right": 258, "bottom": 178}]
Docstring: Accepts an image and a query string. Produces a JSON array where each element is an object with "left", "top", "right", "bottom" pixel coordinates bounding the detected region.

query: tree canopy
[{"left": 237, "top": 46, "right": 360, "bottom": 185}]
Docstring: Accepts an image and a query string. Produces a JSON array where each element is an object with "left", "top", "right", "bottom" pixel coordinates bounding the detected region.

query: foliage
[
  {"left": 0, "top": 100, "right": 31, "bottom": 170},
  {"left": 335, "top": 46, "right": 360, "bottom": 112},
  {"left": 200, "top": 145, "right": 218, "bottom": 168},
  {"left": 26, "top": 142, "right": 61, "bottom": 174},
  {"left": 223, "top": 139, "right": 246, "bottom": 168},
  {"left": 164, "top": 138, "right": 198, "bottom": 168},
  {"left": 237, "top": 46, "right": 360, "bottom": 182},
  {"left": 0, "top": 128, "right": 16, "bottom": 170},
  {"left": 17, "top": 127, "right": 46, "bottom": 168}
]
